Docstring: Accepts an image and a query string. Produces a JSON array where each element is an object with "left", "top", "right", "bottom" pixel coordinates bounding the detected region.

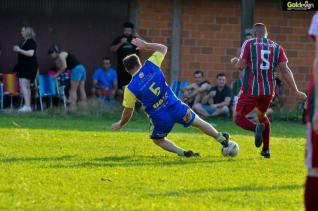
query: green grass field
[{"left": 0, "top": 112, "right": 307, "bottom": 210}]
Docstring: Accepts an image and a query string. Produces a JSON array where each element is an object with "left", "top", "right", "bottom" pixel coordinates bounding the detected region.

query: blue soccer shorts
[{"left": 149, "top": 101, "right": 196, "bottom": 139}]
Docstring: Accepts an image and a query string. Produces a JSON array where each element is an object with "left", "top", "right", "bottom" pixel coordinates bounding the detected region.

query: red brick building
[
  {"left": 0, "top": 0, "right": 314, "bottom": 109},
  {"left": 136, "top": 0, "right": 314, "bottom": 109}
]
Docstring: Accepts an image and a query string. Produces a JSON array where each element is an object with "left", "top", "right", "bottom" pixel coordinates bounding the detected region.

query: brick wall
[
  {"left": 136, "top": 0, "right": 172, "bottom": 80},
  {"left": 255, "top": 0, "right": 314, "bottom": 108},
  {"left": 136, "top": 0, "right": 314, "bottom": 109}
]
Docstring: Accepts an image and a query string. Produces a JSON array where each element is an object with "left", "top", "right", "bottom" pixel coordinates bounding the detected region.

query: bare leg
[
  {"left": 19, "top": 78, "right": 31, "bottom": 107},
  {"left": 78, "top": 80, "right": 87, "bottom": 106},
  {"left": 69, "top": 80, "right": 79, "bottom": 107},
  {"left": 192, "top": 103, "right": 209, "bottom": 118},
  {"left": 152, "top": 138, "right": 185, "bottom": 155},
  {"left": 191, "top": 114, "right": 227, "bottom": 145}
]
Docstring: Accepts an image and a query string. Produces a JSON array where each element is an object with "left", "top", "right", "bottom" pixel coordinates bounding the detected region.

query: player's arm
[
  {"left": 112, "top": 87, "right": 136, "bottom": 130},
  {"left": 279, "top": 62, "right": 306, "bottom": 100},
  {"left": 132, "top": 38, "right": 168, "bottom": 56},
  {"left": 231, "top": 40, "right": 249, "bottom": 70}
]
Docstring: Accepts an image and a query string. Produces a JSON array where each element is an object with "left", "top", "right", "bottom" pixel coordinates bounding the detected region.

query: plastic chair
[
  {"left": 37, "top": 74, "right": 67, "bottom": 111},
  {"left": 171, "top": 81, "right": 189, "bottom": 98},
  {"left": 1, "top": 73, "right": 19, "bottom": 109}
]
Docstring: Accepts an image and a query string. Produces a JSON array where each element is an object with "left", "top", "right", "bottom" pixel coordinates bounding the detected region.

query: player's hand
[
  {"left": 132, "top": 38, "right": 147, "bottom": 50},
  {"left": 295, "top": 91, "right": 307, "bottom": 101},
  {"left": 13, "top": 45, "right": 20, "bottom": 52},
  {"left": 111, "top": 121, "right": 122, "bottom": 131},
  {"left": 230, "top": 57, "right": 239, "bottom": 64},
  {"left": 313, "top": 110, "right": 318, "bottom": 133}
]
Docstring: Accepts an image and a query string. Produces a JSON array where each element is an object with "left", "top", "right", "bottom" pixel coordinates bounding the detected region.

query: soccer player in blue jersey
[{"left": 111, "top": 38, "right": 235, "bottom": 157}]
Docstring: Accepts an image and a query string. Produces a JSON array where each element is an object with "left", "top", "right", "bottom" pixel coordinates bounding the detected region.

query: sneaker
[
  {"left": 255, "top": 123, "right": 265, "bottom": 148},
  {"left": 18, "top": 105, "right": 32, "bottom": 113},
  {"left": 260, "top": 149, "right": 270, "bottom": 158},
  {"left": 184, "top": 150, "right": 200, "bottom": 158},
  {"left": 221, "top": 132, "right": 230, "bottom": 147}
]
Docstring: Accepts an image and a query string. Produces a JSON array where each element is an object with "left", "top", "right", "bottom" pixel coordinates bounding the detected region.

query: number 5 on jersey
[{"left": 149, "top": 82, "right": 161, "bottom": 96}]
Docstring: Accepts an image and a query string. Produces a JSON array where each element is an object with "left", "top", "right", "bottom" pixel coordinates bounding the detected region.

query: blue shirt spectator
[{"left": 91, "top": 57, "right": 117, "bottom": 98}]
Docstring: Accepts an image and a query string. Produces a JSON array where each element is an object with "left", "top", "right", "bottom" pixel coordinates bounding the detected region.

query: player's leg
[
  {"left": 234, "top": 93, "right": 264, "bottom": 147},
  {"left": 191, "top": 114, "right": 229, "bottom": 147},
  {"left": 149, "top": 110, "right": 199, "bottom": 157},
  {"left": 305, "top": 123, "right": 318, "bottom": 211},
  {"left": 152, "top": 138, "right": 199, "bottom": 157},
  {"left": 256, "top": 96, "right": 273, "bottom": 158}
]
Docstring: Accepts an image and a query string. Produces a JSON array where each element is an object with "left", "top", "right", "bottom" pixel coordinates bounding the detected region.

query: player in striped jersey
[
  {"left": 305, "top": 12, "right": 318, "bottom": 211},
  {"left": 231, "top": 23, "right": 306, "bottom": 158}
]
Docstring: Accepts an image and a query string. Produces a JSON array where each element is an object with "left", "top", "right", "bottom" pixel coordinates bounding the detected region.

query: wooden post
[
  {"left": 170, "top": 0, "right": 181, "bottom": 83},
  {"left": 241, "top": 0, "right": 254, "bottom": 44}
]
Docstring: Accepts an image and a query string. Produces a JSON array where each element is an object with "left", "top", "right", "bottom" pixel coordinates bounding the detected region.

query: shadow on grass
[
  {"left": 149, "top": 184, "right": 303, "bottom": 196},
  {"left": 0, "top": 155, "right": 75, "bottom": 163},
  {"left": 47, "top": 156, "right": 258, "bottom": 168}
]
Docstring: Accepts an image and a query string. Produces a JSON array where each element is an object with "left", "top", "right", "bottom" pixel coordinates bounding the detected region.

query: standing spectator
[
  {"left": 231, "top": 23, "right": 306, "bottom": 158},
  {"left": 48, "top": 45, "right": 87, "bottom": 108},
  {"left": 110, "top": 22, "right": 138, "bottom": 90},
  {"left": 13, "top": 25, "right": 38, "bottom": 112},
  {"left": 193, "top": 73, "right": 231, "bottom": 118},
  {"left": 91, "top": 57, "right": 117, "bottom": 101},
  {"left": 305, "top": 11, "right": 318, "bottom": 211},
  {"left": 181, "top": 70, "right": 210, "bottom": 107}
]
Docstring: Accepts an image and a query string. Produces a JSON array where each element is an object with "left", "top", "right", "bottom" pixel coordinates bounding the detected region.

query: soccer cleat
[
  {"left": 254, "top": 123, "right": 265, "bottom": 148},
  {"left": 221, "top": 132, "right": 230, "bottom": 147},
  {"left": 184, "top": 150, "right": 200, "bottom": 158},
  {"left": 260, "top": 149, "right": 270, "bottom": 158}
]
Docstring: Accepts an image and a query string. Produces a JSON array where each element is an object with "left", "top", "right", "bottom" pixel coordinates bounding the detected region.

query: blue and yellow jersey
[{"left": 122, "top": 51, "right": 179, "bottom": 116}]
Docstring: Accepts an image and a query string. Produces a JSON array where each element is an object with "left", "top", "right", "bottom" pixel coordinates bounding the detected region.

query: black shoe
[
  {"left": 184, "top": 150, "right": 200, "bottom": 158},
  {"left": 260, "top": 149, "right": 270, "bottom": 158},
  {"left": 255, "top": 123, "right": 265, "bottom": 148},
  {"left": 221, "top": 132, "right": 230, "bottom": 147}
]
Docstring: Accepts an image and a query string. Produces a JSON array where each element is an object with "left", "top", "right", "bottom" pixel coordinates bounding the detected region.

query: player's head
[
  {"left": 123, "top": 22, "right": 134, "bottom": 37},
  {"left": 48, "top": 44, "right": 60, "bottom": 59},
  {"left": 123, "top": 54, "right": 141, "bottom": 74},
  {"left": 194, "top": 70, "right": 204, "bottom": 83},
  {"left": 253, "top": 23, "right": 268, "bottom": 38},
  {"left": 216, "top": 73, "right": 226, "bottom": 88},
  {"left": 102, "top": 57, "right": 112, "bottom": 70},
  {"left": 21, "top": 25, "right": 36, "bottom": 40}
]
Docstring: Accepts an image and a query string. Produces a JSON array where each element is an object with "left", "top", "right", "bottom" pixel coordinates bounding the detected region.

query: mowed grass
[{"left": 0, "top": 113, "right": 307, "bottom": 210}]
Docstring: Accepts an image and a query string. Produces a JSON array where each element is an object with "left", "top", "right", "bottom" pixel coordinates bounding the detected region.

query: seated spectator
[
  {"left": 181, "top": 70, "right": 210, "bottom": 107},
  {"left": 193, "top": 73, "right": 231, "bottom": 118},
  {"left": 91, "top": 57, "right": 117, "bottom": 101}
]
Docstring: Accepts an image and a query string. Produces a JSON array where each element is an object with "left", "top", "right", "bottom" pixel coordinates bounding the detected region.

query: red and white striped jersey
[{"left": 240, "top": 37, "right": 288, "bottom": 96}]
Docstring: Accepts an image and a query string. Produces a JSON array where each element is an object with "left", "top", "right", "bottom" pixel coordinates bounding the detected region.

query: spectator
[
  {"left": 110, "top": 22, "right": 138, "bottom": 90},
  {"left": 91, "top": 57, "right": 117, "bottom": 101},
  {"left": 181, "top": 70, "right": 210, "bottom": 107},
  {"left": 13, "top": 25, "right": 38, "bottom": 112},
  {"left": 48, "top": 45, "right": 87, "bottom": 108},
  {"left": 193, "top": 73, "right": 231, "bottom": 118}
]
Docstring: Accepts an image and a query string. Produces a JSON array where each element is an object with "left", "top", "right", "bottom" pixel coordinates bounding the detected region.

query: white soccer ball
[{"left": 221, "top": 140, "right": 239, "bottom": 157}]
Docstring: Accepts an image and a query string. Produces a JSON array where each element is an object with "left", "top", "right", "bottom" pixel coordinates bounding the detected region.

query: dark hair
[
  {"left": 216, "top": 73, "right": 226, "bottom": 78},
  {"left": 48, "top": 44, "right": 60, "bottom": 55},
  {"left": 103, "top": 56, "right": 111, "bottom": 62},
  {"left": 194, "top": 70, "right": 204, "bottom": 76},
  {"left": 123, "top": 22, "right": 134, "bottom": 29},
  {"left": 123, "top": 54, "right": 140, "bottom": 71}
]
